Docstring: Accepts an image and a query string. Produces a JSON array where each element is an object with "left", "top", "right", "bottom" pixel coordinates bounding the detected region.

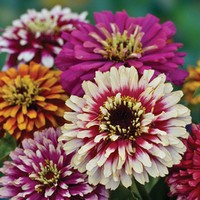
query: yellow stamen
[
  {"left": 25, "top": 15, "right": 59, "bottom": 35},
  {"left": 31, "top": 159, "right": 62, "bottom": 193},
  {"left": 102, "top": 27, "right": 144, "bottom": 62},
  {"left": 99, "top": 93, "right": 146, "bottom": 141},
  {"left": 2, "top": 75, "right": 40, "bottom": 107}
]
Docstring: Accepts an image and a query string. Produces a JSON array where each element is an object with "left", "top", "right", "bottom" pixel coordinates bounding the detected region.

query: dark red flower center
[
  {"left": 45, "top": 171, "right": 55, "bottom": 180},
  {"left": 109, "top": 104, "right": 134, "bottom": 129},
  {"left": 99, "top": 93, "right": 145, "bottom": 141}
]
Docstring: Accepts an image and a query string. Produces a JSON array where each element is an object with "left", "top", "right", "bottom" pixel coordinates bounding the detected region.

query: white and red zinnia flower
[
  {"left": 166, "top": 124, "right": 200, "bottom": 200},
  {"left": 59, "top": 65, "right": 191, "bottom": 190},
  {"left": 0, "top": 127, "right": 109, "bottom": 199},
  {"left": 0, "top": 5, "right": 88, "bottom": 70},
  {"left": 55, "top": 10, "right": 188, "bottom": 96}
]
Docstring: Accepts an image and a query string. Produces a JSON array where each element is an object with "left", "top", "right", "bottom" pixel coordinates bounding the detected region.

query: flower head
[
  {"left": 0, "top": 61, "right": 69, "bottom": 143},
  {"left": 0, "top": 5, "right": 88, "bottom": 70},
  {"left": 166, "top": 124, "right": 200, "bottom": 200},
  {"left": 0, "top": 127, "right": 109, "bottom": 199},
  {"left": 59, "top": 65, "right": 191, "bottom": 190},
  {"left": 55, "top": 11, "right": 188, "bottom": 96},
  {"left": 182, "top": 59, "right": 200, "bottom": 105}
]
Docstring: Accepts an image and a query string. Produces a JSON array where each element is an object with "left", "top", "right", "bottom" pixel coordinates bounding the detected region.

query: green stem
[
  {"left": 131, "top": 178, "right": 151, "bottom": 200},
  {"left": 131, "top": 178, "right": 142, "bottom": 200}
]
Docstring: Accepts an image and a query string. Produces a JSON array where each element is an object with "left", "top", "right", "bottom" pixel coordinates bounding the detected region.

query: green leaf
[
  {"left": 109, "top": 184, "right": 139, "bottom": 200},
  {"left": 193, "top": 85, "right": 200, "bottom": 98},
  {"left": 149, "top": 177, "right": 170, "bottom": 200},
  {"left": 133, "top": 179, "right": 151, "bottom": 200},
  {"left": 144, "top": 177, "right": 160, "bottom": 193},
  {"left": 0, "top": 131, "right": 17, "bottom": 161}
]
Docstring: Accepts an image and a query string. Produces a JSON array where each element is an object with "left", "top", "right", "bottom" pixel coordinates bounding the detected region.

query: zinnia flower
[
  {"left": 59, "top": 65, "right": 191, "bottom": 190},
  {"left": 0, "top": 61, "right": 69, "bottom": 143},
  {"left": 0, "top": 127, "right": 109, "bottom": 199},
  {"left": 55, "top": 10, "right": 188, "bottom": 96},
  {"left": 182, "top": 59, "right": 200, "bottom": 105},
  {"left": 166, "top": 123, "right": 200, "bottom": 200},
  {"left": 0, "top": 5, "right": 88, "bottom": 70}
]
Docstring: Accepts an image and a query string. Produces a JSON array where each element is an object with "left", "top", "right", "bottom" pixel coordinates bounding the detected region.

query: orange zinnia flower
[
  {"left": 182, "top": 60, "right": 200, "bottom": 105},
  {"left": 0, "top": 62, "right": 69, "bottom": 143}
]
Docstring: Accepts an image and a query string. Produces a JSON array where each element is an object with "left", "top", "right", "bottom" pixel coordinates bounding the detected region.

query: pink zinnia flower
[
  {"left": 55, "top": 10, "right": 188, "bottom": 96},
  {"left": 0, "top": 127, "right": 109, "bottom": 199},
  {"left": 59, "top": 65, "right": 191, "bottom": 190},
  {"left": 166, "top": 124, "right": 200, "bottom": 200},
  {"left": 0, "top": 5, "right": 88, "bottom": 70}
]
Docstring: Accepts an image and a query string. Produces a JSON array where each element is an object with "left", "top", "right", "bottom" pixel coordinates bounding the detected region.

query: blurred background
[{"left": 0, "top": 0, "right": 199, "bottom": 69}]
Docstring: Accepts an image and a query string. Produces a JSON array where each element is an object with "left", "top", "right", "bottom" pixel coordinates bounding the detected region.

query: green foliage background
[{"left": 0, "top": 0, "right": 199, "bottom": 70}]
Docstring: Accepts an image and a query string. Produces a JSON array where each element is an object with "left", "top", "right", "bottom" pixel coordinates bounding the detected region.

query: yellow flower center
[
  {"left": 90, "top": 24, "right": 158, "bottom": 63},
  {"left": 30, "top": 159, "right": 62, "bottom": 193},
  {"left": 25, "top": 16, "right": 59, "bottom": 35},
  {"left": 102, "top": 29, "right": 143, "bottom": 62},
  {"left": 2, "top": 75, "right": 40, "bottom": 107},
  {"left": 99, "top": 93, "right": 145, "bottom": 141}
]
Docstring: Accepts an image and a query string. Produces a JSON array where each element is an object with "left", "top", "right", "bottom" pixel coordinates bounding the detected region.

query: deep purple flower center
[{"left": 99, "top": 93, "right": 145, "bottom": 141}]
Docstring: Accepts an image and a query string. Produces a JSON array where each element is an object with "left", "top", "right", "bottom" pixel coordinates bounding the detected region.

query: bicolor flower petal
[
  {"left": 0, "top": 5, "right": 88, "bottom": 70},
  {"left": 59, "top": 65, "right": 191, "bottom": 190},
  {"left": 0, "top": 128, "right": 109, "bottom": 199},
  {"left": 0, "top": 62, "right": 70, "bottom": 143},
  {"left": 166, "top": 123, "right": 200, "bottom": 200}
]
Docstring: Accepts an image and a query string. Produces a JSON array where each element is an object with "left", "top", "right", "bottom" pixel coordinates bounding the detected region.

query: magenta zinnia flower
[
  {"left": 55, "top": 10, "right": 188, "bottom": 96},
  {"left": 0, "top": 5, "right": 88, "bottom": 70},
  {"left": 0, "top": 127, "right": 109, "bottom": 199},
  {"left": 166, "top": 124, "right": 200, "bottom": 200},
  {"left": 59, "top": 65, "right": 191, "bottom": 190}
]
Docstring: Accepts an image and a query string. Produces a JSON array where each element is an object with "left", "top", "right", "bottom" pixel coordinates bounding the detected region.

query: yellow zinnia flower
[
  {"left": 0, "top": 62, "right": 69, "bottom": 143},
  {"left": 182, "top": 60, "right": 200, "bottom": 105}
]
